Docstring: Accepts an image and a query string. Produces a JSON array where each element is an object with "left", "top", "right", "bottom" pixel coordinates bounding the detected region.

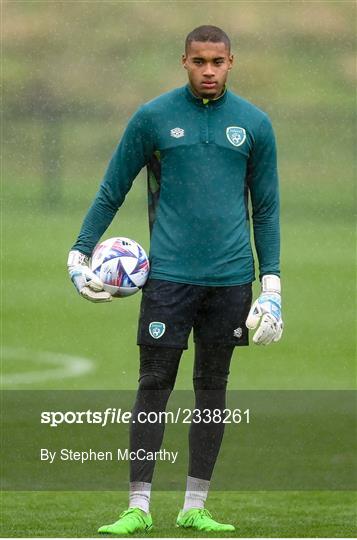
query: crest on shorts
[
  {"left": 226, "top": 126, "right": 246, "bottom": 147},
  {"left": 149, "top": 321, "right": 166, "bottom": 339}
]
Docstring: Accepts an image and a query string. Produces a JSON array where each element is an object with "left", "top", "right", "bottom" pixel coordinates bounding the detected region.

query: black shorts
[{"left": 137, "top": 279, "right": 252, "bottom": 349}]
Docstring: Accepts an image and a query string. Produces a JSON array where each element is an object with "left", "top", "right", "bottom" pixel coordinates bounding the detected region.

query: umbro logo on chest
[
  {"left": 170, "top": 127, "right": 185, "bottom": 138},
  {"left": 169, "top": 125, "right": 247, "bottom": 146}
]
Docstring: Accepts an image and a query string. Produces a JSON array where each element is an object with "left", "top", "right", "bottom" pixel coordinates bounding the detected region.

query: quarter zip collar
[{"left": 184, "top": 84, "right": 228, "bottom": 108}]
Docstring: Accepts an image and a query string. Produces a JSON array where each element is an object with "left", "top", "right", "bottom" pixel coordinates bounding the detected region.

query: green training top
[{"left": 72, "top": 84, "right": 280, "bottom": 286}]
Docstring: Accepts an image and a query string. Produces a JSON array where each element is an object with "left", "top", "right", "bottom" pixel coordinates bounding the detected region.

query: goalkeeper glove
[
  {"left": 246, "top": 275, "right": 283, "bottom": 345},
  {"left": 67, "top": 250, "right": 112, "bottom": 303}
]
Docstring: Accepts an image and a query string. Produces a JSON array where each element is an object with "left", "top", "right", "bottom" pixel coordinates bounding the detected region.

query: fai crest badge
[
  {"left": 226, "top": 126, "right": 246, "bottom": 147},
  {"left": 149, "top": 321, "right": 166, "bottom": 339}
]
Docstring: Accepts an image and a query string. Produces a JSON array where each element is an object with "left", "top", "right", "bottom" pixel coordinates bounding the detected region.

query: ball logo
[
  {"left": 149, "top": 321, "right": 166, "bottom": 339},
  {"left": 226, "top": 126, "right": 246, "bottom": 147}
]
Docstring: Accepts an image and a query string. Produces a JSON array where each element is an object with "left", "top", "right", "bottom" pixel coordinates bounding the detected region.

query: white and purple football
[{"left": 91, "top": 237, "right": 149, "bottom": 297}]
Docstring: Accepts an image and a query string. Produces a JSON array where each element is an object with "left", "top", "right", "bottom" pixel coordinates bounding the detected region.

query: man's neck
[{"left": 189, "top": 84, "right": 226, "bottom": 102}]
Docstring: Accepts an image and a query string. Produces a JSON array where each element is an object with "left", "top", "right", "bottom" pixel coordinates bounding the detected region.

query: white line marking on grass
[{"left": 1, "top": 347, "right": 94, "bottom": 385}]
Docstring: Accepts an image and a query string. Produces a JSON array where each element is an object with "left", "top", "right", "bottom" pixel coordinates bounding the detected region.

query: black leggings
[{"left": 130, "top": 343, "right": 234, "bottom": 483}]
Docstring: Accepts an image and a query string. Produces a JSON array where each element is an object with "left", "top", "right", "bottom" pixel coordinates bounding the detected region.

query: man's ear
[
  {"left": 182, "top": 54, "right": 187, "bottom": 69},
  {"left": 228, "top": 54, "right": 234, "bottom": 70}
]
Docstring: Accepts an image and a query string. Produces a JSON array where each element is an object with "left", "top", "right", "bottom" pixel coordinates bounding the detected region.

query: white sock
[
  {"left": 129, "top": 481, "right": 151, "bottom": 514},
  {"left": 183, "top": 475, "right": 210, "bottom": 511}
]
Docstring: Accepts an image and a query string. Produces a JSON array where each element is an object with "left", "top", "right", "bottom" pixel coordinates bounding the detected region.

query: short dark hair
[{"left": 185, "top": 25, "right": 231, "bottom": 53}]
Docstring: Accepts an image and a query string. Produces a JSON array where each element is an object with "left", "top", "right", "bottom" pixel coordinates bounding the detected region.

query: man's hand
[
  {"left": 246, "top": 275, "right": 283, "bottom": 345},
  {"left": 67, "top": 250, "right": 112, "bottom": 303}
]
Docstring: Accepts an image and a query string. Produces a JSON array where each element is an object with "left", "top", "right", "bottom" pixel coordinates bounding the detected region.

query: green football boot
[
  {"left": 98, "top": 508, "right": 153, "bottom": 535},
  {"left": 176, "top": 508, "right": 235, "bottom": 532}
]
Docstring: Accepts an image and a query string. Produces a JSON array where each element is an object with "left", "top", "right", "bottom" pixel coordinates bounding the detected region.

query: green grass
[
  {"left": 2, "top": 184, "right": 355, "bottom": 537},
  {"left": 3, "top": 202, "right": 355, "bottom": 391},
  {"left": 1, "top": 491, "right": 356, "bottom": 537},
  {"left": 2, "top": 492, "right": 357, "bottom": 538}
]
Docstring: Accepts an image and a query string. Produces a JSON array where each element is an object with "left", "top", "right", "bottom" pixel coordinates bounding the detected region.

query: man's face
[{"left": 182, "top": 41, "right": 233, "bottom": 99}]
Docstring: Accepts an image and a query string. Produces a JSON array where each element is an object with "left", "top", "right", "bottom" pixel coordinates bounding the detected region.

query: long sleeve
[
  {"left": 247, "top": 115, "right": 280, "bottom": 279},
  {"left": 72, "top": 106, "right": 155, "bottom": 255}
]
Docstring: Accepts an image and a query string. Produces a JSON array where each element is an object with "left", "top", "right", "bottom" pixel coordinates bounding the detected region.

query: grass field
[
  {"left": 2, "top": 145, "right": 355, "bottom": 538},
  {"left": 2, "top": 2, "right": 356, "bottom": 538},
  {"left": 2, "top": 491, "right": 356, "bottom": 538}
]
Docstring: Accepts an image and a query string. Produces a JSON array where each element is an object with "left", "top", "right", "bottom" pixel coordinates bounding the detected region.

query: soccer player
[{"left": 68, "top": 25, "right": 283, "bottom": 534}]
